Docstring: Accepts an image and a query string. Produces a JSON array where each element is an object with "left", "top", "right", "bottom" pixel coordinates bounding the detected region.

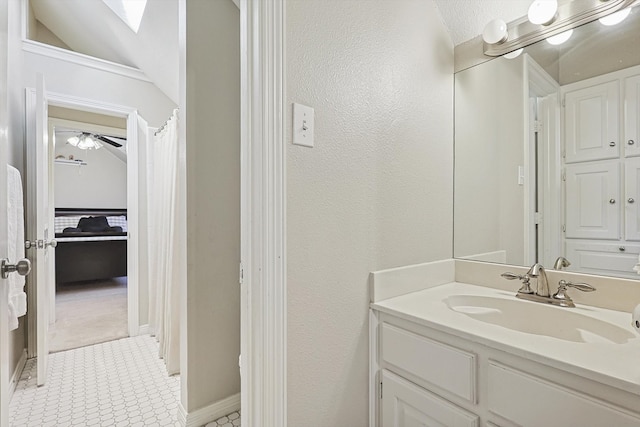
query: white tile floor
[{"left": 9, "top": 335, "right": 241, "bottom": 427}]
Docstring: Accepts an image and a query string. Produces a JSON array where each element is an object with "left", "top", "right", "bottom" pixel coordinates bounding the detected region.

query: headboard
[{"left": 55, "top": 208, "right": 127, "bottom": 218}]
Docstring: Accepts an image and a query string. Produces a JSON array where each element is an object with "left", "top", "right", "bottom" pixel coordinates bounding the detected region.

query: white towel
[
  {"left": 7, "top": 165, "right": 26, "bottom": 331},
  {"left": 634, "top": 253, "right": 640, "bottom": 275}
]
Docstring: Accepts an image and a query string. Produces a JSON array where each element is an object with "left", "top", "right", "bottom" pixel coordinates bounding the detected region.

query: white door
[
  {"left": 32, "top": 74, "right": 53, "bottom": 386},
  {"left": 625, "top": 75, "right": 640, "bottom": 158},
  {"left": 564, "top": 80, "right": 619, "bottom": 163},
  {"left": 0, "top": 0, "right": 11, "bottom": 421},
  {"left": 565, "top": 160, "right": 620, "bottom": 240}
]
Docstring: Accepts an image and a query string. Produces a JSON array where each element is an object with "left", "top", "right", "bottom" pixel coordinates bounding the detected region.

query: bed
[{"left": 54, "top": 208, "right": 128, "bottom": 284}]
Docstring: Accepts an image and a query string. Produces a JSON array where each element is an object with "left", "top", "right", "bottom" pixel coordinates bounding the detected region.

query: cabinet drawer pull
[
  {"left": 610, "top": 141, "right": 616, "bottom": 147},
  {"left": 619, "top": 246, "right": 626, "bottom": 252},
  {"left": 629, "top": 198, "right": 635, "bottom": 204},
  {"left": 609, "top": 199, "right": 616, "bottom": 204},
  {"left": 629, "top": 139, "right": 635, "bottom": 146}
]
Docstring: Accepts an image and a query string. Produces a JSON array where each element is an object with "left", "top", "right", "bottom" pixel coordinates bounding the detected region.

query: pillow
[
  {"left": 78, "top": 216, "right": 111, "bottom": 232},
  {"left": 107, "top": 216, "right": 128, "bottom": 232}
]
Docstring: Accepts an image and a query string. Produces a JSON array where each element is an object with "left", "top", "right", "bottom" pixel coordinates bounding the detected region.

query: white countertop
[{"left": 371, "top": 282, "right": 640, "bottom": 396}]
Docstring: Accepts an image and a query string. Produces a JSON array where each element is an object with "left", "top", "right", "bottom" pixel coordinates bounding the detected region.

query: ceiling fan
[{"left": 57, "top": 130, "right": 126, "bottom": 149}]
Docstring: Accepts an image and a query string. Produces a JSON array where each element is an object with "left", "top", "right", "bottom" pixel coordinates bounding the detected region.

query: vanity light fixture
[
  {"left": 528, "top": 0, "right": 558, "bottom": 25},
  {"left": 483, "top": 0, "right": 636, "bottom": 57},
  {"left": 503, "top": 48, "right": 524, "bottom": 59},
  {"left": 546, "top": 29, "right": 573, "bottom": 45},
  {"left": 599, "top": 7, "right": 631, "bottom": 26},
  {"left": 482, "top": 18, "right": 508, "bottom": 44}
]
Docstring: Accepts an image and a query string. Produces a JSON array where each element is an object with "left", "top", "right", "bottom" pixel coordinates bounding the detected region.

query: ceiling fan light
[
  {"left": 528, "top": 0, "right": 558, "bottom": 25},
  {"left": 67, "top": 136, "right": 80, "bottom": 146},
  {"left": 482, "top": 19, "right": 508, "bottom": 45},
  {"left": 599, "top": 8, "right": 631, "bottom": 26}
]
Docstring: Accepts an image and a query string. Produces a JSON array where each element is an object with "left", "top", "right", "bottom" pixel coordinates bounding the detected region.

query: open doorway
[{"left": 47, "top": 107, "right": 129, "bottom": 352}]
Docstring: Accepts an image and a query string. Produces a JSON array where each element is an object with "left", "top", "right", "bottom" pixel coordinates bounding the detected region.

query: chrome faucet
[
  {"left": 553, "top": 256, "right": 571, "bottom": 270},
  {"left": 501, "top": 262, "right": 596, "bottom": 308},
  {"left": 527, "top": 263, "right": 550, "bottom": 297}
]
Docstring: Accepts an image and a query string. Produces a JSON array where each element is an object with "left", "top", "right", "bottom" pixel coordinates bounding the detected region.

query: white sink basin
[{"left": 444, "top": 294, "right": 635, "bottom": 344}]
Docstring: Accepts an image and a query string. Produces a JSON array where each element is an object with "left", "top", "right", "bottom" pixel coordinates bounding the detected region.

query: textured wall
[{"left": 286, "top": 0, "right": 454, "bottom": 424}]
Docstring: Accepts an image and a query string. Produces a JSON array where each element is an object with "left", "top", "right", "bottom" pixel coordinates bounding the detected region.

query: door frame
[
  {"left": 240, "top": 0, "right": 287, "bottom": 425},
  {"left": 25, "top": 89, "right": 143, "bottom": 358}
]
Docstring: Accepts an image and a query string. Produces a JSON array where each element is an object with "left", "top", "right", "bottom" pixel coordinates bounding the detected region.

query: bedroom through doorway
[{"left": 47, "top": 107, "right": 129, "bottom": 352}]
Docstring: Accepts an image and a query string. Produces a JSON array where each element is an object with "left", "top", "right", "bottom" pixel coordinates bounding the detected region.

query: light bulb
[
  {"left": 67, "top": 136, "right": 80, "bottom": 146},
  {"left": 546, "top": 29, "right": 573, "bottom": 45},
  {"left": 599, "top": 8, "right": 631, "bottom": 26},
  {"left": 528, "top": 0, "right": 558, "bottom": 25},
  {"left": 503, "top": 48, "right": 523, "bottom": 59},
  {"left": 482, "top": 19, "right": 508, "bottom": 45}
]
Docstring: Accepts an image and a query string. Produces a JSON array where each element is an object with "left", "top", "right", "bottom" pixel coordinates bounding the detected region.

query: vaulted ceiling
[
  {"left": 29, "top": 0, "right": 535, "bottom": 103},
  {"left": 30, "top": 0, "right": 179, "bottom": 103}
]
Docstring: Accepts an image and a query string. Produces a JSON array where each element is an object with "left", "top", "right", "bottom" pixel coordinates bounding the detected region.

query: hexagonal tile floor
[{"left": 9, "top": 335, "right": 240, "bottom": 427}]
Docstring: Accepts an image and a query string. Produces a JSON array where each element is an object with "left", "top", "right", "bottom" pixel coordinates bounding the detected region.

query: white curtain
[{"left": 148, "top": 109, "right": 181, "bottom": 375}]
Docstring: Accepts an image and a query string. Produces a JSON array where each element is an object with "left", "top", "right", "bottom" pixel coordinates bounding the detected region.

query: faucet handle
[
  {"left": 501, "top": 272, "right": 533, "bottom": 294},
  {"left": 501, "top": 272, "right": 525, "bottom": 280},
  {"left": 558, "top": 279, "right": 596, "bottom": 292}
]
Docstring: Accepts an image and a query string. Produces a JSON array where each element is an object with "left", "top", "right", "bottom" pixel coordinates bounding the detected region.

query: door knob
[
  {"left": 609, "top": 141, "right": 616, "bottom": 147},
  {"left": 609, "top": 199, "right": 616, "bottom": 204},
  {"left": 1, "top": 258, "right": 31, "bottom": 279},
  {"left": 629, "top": 198, "right": 635, "bottom": 204},
  {"left": 45, "top": 239, "right": 57, "bottom": 248},
  {"left": 629, "top": 140, "right": 635, "bottom": 146}
]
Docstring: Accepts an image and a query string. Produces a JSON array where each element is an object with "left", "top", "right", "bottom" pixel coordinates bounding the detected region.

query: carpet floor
[{"left": 48, "top": 277, "right": 128, "bottom": 353}]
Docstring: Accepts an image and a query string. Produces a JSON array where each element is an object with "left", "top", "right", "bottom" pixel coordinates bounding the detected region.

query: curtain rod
[{"left": 154, "top": 109, "right": 178, "bottom": 136}]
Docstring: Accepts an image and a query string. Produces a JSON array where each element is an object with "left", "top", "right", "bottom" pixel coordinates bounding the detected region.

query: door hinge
[
  {"left": 239, "top": 262, "right": 244, "bottom": 285},
  {"left": 534, "top": 212, "right": 543, "bottom": 224},
  {"left": 562, "top": 170, "right": 566, "bottom": 181},
  {"left": 562, "top": 224, "right": 566, "bottom": 232},
  {"left": 562, "top": 98, "right": 566, "bottom": 107},
  {"left": 533, "top": 120, "right": 543, "bottom": 133},
  {"left": 380, "top": 381, "right": 383, "bottom": 399}
]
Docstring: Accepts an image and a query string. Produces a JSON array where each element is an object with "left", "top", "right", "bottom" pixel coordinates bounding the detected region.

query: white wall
[
  {"left": 286, "top": 0, "right": 454, "bottom": 424},
  {"left": 180, "top": 0, "right": 240, "bottom": 414},
  {"left": 54, "top": 147, "right": 127, "bottom": 209}
]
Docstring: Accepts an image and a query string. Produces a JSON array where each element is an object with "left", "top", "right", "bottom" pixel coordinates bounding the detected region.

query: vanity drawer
[
  {"left": 382, "top": 369, "right": 478, "bottom": 427},
  {"left": 381, "top": 322, "right": 476, "bottom": 403},
  {"left": 565, "top": 240, "right": 640, "bottom": 278},
  {"left": 488, "top": 361, "right": 640, "bottom": 427}
]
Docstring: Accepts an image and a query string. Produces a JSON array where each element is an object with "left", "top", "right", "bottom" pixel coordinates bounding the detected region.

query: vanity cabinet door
[
  {"left": 564, "top": 80, "right": 619, "bottom": 163},
  {"left": 565, "top": 161, "right": 620, "bottom": 239},
  {"left": 624, "top": 75, "right": 640, "bottom": 157},
  {"left": 381, "top": 370, "right": 478, "bottom": 427},
  {"left": 624, "top": 157, "right": 640, "bottom": 240}
]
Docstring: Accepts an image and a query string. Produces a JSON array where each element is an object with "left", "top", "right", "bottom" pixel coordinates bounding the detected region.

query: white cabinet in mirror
[{"left": 454, "top": 2, "right": 640, "bottom": 279}]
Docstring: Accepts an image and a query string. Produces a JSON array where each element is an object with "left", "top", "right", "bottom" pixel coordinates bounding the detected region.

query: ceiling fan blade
[
  {"left": 95, "top": 135, "right": 123, "bottom": 148},
  {"left": 99, "top": 134, "right": 127, "bottom": 141}
]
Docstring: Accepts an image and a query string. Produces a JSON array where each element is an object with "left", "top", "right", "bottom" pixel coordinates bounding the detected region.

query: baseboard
[
  {"left": 9, "top": 350, "right": 27, "bottom": 401},
  {"left": 177, "top": 393, "right": 240, "bottom": 427},
  {"left": 138, "top": 324, "right": 150, "bottom": 335}
]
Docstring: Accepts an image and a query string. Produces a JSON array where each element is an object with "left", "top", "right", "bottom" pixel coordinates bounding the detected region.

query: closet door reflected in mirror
[{"left": 454, "top": 2, "right": 640, "bottom": 279}]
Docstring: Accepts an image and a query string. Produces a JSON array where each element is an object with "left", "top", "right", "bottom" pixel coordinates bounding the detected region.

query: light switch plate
[{"left": 293, "top": 103, "right": 314, "bottom": 147}]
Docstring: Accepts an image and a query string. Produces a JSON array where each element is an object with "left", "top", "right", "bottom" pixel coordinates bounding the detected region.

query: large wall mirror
[{"left": 454, "top": 2, "right": 640, "bottom": 279}]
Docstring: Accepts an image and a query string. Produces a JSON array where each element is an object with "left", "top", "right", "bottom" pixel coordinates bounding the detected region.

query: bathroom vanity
[{"left": 369, "top": 260, "right": 640, "bottom": 427}]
